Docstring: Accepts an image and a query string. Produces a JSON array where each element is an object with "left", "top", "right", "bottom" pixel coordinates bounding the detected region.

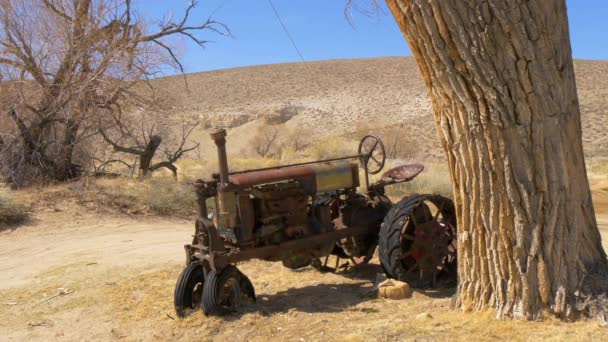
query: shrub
[
  {"left": 92, "top": 177, "right": 197, "bottom": 216},
  {"left": 141, "top": 178, "right": 197, "bottom": 216},
  {"left": 306, "top": 137, "right": 358, "bottom": 160},
  {"left": 0, "top": 187, "right": 28, "bottom": 225}
]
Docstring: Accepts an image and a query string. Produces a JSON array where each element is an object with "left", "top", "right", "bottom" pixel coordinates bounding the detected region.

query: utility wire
[
  {"left": 267, "top": 0, "right": 307, "bottom": 63},
  {"left": 266, "top": 0, "right": 334, "bottom": 100}
]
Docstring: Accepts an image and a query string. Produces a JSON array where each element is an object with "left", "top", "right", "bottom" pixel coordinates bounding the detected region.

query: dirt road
[
  {"left": 3, "top": 213, "right": 607, "bottom": 290},
  {"left": 0, "top": 215, "right": 192, "bottom": 289}
]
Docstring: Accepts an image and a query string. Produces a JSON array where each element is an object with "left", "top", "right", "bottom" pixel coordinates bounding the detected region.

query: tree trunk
[
  {"left": 386, "top": 0, "right": 608, "bottom": 319},
  {"left": 58, "top": 119, "right": 80, "bottom": 181},
  {"left": 139, "top": 135, "right": 162, "bottom": 176},
  {"left": 148, "top": 161, "right": 178, "bottom": 179}
]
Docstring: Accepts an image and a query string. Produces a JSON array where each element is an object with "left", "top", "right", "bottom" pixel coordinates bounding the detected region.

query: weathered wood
[{"left": 386, "top": 0, "right": 608, "bottom": 319}]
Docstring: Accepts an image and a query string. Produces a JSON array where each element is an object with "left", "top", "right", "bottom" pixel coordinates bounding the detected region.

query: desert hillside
[{"left": 149, "top": 57, "right": 608, "bottom": 160}]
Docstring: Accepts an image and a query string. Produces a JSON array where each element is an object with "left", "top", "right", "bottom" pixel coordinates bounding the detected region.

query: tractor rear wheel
[
  {"left": 201, "top": 265, "right": 256, "bottom": 316},
  {"left": 174, "top": 262, "right": 204, "bottom": 318},
  {"left": 379, "top": 194, "right": 457, "bottom": 287}
]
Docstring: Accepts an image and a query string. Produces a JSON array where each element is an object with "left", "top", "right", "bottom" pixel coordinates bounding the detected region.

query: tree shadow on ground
[
  {"left": 220, "top": 263, "right": 456, "bottom": 320},
  {"left": 416, "top": 287, "right": 456, "bottom": 299},
  {"left": 0, "top": 216, "right": 36, "bottom": 233},
  {"left": 222, "top": 281, "right": 376, "bottom": 321},
  {"left": 301, "top": 262, "right": 382, "bottom": 282}
]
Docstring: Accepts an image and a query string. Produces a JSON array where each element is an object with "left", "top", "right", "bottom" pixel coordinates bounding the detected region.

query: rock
[
  {"left": 416, "top": 312, "right": 433, "bottom": 320},
  {"left": 377, "top": 279, "right": 412, "bottom": 300}
]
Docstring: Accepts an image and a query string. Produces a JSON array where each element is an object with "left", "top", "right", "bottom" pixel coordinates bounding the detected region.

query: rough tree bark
[
  {"left": 138, "top": 135, "right": 163, "bottom": 174},
  {"left": 386, "top": 0, "right": 608, "bottom": 319}
]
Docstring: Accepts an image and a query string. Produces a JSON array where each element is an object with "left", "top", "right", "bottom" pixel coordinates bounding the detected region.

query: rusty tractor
[{"left": 174, "top": 128, "right": 457, "bottom": 317}]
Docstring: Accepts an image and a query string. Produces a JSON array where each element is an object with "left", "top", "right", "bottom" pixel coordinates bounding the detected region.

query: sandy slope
[{"left": 147, "top": 57, "right": 608, "bottom": 160}]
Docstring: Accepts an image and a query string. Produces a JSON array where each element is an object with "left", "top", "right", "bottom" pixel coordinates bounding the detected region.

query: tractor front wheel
[
  {"left": 174, "top": 262, "right": 204, "bottom": 318},
  {"left": 201, "top": 265, "right": 256, "bottom": 316}
]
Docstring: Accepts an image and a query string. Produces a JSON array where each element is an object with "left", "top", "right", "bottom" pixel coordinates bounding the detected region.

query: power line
[{"left": 267, "top": 0, "right": 307, "bottom": 63}]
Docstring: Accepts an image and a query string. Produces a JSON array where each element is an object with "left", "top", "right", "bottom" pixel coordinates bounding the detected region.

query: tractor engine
[{"left": 251, "top": 181, "right": 314, "bottom": 246}]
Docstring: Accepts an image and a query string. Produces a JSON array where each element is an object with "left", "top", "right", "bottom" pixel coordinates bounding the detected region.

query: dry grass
[
  {"left": 8, "top": 153, "right": 606, "bottom": 223},
  {"left": 384, "top": 161, "right": 453, "bottom": 200},
  {"left": 96, "top": 260, "right": 608, "bottom": 341},
  {"left": 589, "top": 158, "right": 608, "bottom": 214},
  {"left": 4, "top": 259, "right": 605, "bottom": 341},
  {"left": 305, "top": 136, "right": 359, "bottom": 160},
  {"left": 0, "top": 186, "right": 29, "bottom": 226},
  {"left": 20, "top": 176, "right": 197, "bottom": 217},
  {"left": 85, "top": 177, "right": 197, "bottom": 216},
  {"left": 588, "top": 157, "right": 608, "bottom": 182}
]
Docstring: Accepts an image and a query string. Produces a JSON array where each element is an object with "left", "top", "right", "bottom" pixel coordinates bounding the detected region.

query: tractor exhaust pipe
[
  {"left": 210, "top": 128, "right": 229, "bottom": 185},
  {"left": 210, "top": 128, "right": 237, "bottom": 230}
]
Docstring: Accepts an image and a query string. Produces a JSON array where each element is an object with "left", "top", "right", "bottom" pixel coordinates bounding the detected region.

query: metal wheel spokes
[
  {"left": 219, "top": 277, "right": 242, "bottom": 308},
  {"left": 358, "top": 135, "right": 386, "bottom": 175},
  {"left": 192, "top": 282, "right": 203, "bottom": 308},
  {"left": 347, "top": 239, "right": 377, "bottom": 267},
  {"left": 202, "top": 265, "right": 256, "bottom": 316},
  {"left": 398, "top": 198, "right": 457, "bottom": 286}
]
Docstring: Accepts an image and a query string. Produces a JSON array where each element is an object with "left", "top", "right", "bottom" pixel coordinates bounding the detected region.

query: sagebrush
[{"left": 0, "top": 188, "right": 28, "bottom": 225}]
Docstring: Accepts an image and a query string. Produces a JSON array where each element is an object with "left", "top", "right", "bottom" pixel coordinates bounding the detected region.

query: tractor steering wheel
[{"left": 358, "top": 135, "right": 386, "bottom": 175}]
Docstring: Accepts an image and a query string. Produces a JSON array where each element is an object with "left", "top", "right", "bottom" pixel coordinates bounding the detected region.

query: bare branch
[
  {"left": 344, "top": 0, "right": 384, "bottom": 26},
  {"left": 137, "top": 0, "right": 230, "bottom": 46},
  {"left": 148, "top": 160, "right": 177, "bottom": 178},
  {"left": 152, "top": 39, "right": 184, "bottom": 73},
  {"left": 42, "top": 0, "right": 73, "bottom": 22},
  {"left": 94, "top": 158, "right": 132, "bottom": 174},
  {"left": 99, "top": 128, "right": 144, "bottom": 156}
]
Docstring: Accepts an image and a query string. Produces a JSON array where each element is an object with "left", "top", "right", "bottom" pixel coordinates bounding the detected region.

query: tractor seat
[
  {"left": 370, "top": 163, "right": 425, "bottom": 189},
  {"left": 382, "top": 163, "right": 424, "bottom": 182}
]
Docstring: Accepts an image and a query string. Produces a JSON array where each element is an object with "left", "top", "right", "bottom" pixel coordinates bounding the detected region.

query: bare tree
[
  {"left": 386, "top": 0, "right": 608, "bottom": 320},
  {"left": 252, "top": 126, "right": 280, "bottom": 158},
  {"left": 283, "top": 127, "right": 311, "bottom": 153},
  {"left": 0, "top": 0, "right": 227, "bottom": 186},
  {"left": 99, "top": 109, "right": 199, "bottom": 178}
]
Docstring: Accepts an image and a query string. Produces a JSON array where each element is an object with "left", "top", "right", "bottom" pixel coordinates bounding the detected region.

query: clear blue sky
[{"left": 137, "top": 0, "right": 608, "bottom": 74}]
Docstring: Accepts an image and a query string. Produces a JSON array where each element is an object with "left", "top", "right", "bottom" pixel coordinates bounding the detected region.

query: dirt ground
[{"left": 1, "top": 204, "right": 608, "bottom": 341}]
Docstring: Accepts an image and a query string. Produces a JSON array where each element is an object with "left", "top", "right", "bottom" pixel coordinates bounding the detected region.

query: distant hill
[{"left": 149, "top": 57, "right": 608, "bottom": 160}]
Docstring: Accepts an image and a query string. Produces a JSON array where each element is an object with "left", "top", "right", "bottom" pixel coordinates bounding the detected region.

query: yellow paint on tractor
[{"left": 312, "top": 163, "right": 358, "bottom": 193}]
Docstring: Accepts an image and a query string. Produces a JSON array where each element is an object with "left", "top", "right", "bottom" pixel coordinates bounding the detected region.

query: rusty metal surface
[
  {"left": 175, "top": 128, "right": 459, "bottom": 319},
  {"left": 218, "top": 191, "right": 238, "bottom": 229},
  {"left": 382, "top": 163, "right": 424, "bottom": 181},
  {"left": 210, "top": 128, "right": 229, "bottom": 186},
  {"left": 230, "top": 162, "right": 359, "bottom": 194},
  {"left": 230, "top": 165, "right": 316, "bottom": 187},
  {"left": 237, "top": 195, "right": 255, "bottom": 243},
  {"left": 222, "top": 224, "right": 377, "bottom": 264},
  {"left": 358, "top": 135, "right": 386, "bottom": 175},
  {"left": 183, "top": 129, "right": 450, "bottom": 286},
  {"left": 228, "top": 154, "right": 364, "bottom": 175},
  {"left": 370, "top": 163, "right": 425, "bottom": 191}
]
